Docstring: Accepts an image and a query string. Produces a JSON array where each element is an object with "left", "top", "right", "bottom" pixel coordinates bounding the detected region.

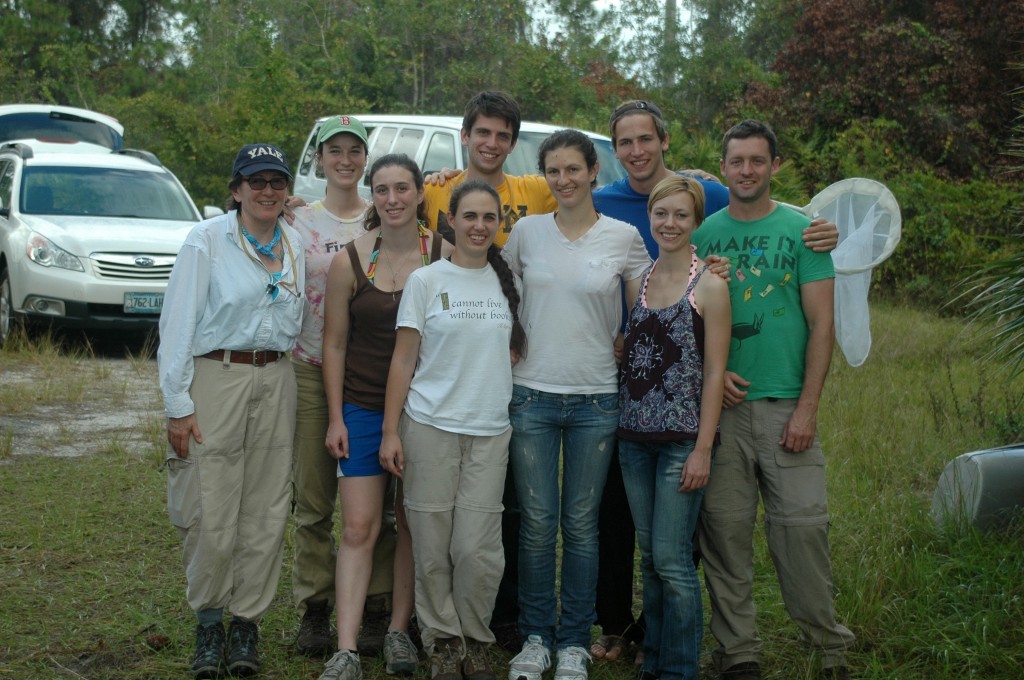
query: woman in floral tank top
[{"left": 617, "top": 176, "right": 731, "bottom": 680}]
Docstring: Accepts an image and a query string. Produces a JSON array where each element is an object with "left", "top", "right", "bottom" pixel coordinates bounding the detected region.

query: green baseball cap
[{"left": 316, "top": 115, "right": 369, "bottom": 147}]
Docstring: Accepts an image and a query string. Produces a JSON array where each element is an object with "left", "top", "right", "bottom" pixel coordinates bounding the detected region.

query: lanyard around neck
[{"left": 366, "top": 221, "right": 431, "bottom": 286}]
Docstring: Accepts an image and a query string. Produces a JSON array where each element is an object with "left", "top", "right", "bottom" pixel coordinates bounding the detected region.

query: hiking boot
[
  {"left": 191, "top": 622, "right": 225, "bottom": 679},
  {"left": 297, "top": 599, "right": 334, "bottom": 657},
  {"left": 319, "top": 649, "right": 362, "bottom": 680},
  {"left": 226, "top": 618, "right": 260, "bottom": 677},
  {"left": 358, "top": 593, "right": 391, "bottom": 656},
  {"left": 508, "top": 634, "right": 551, "bottom": 680},
  {"left": 721, "top": 661, "right": 761, "bottom": 680},
  {"left": 431, "top": 637, "right": 463, "bottom": 680},
  {"left": 384, "top": 630, "right": 419, "bottom": 675},
  {"left": 463, "top": 640, "right": 496, "bottom": 680},
  {"left": 554, "top": 646, "right": 591, "bottom": 680}
]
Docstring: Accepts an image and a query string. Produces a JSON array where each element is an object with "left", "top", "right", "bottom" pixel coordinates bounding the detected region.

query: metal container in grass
[{"left": 931, "top": 443, "right": 1024, "bottom": 531}]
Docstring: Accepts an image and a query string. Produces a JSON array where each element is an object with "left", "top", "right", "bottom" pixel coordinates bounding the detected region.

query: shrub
[{"left": 874, "top": 171, "right": 1018, "bottom": 309}]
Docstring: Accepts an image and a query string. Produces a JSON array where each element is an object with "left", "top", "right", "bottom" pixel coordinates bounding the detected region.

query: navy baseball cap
[{"left": 232, "top": 143, "right": 293, "bottom": 178}]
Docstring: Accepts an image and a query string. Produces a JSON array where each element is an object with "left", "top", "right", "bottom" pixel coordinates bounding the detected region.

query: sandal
[{"left": 590, "top": 634, "right": 629, "bottom": 661}]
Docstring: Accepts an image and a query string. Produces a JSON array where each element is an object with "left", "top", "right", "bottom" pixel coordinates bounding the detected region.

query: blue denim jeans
[
  {"left": 509, "top": 385, "right": 618, "bottom": 649},
  {"left": 619, "top": 439, "right": 706, "bottom": 680}
]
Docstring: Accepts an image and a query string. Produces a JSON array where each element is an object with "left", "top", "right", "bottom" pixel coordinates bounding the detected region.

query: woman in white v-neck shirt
[{"left": 501, "top": 130, "right": 650, "bottom": 680}]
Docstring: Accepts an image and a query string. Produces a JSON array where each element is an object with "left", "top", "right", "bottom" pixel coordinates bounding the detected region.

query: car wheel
[{"left": 0, "top": 264, "right": 16, "bottom": 348}]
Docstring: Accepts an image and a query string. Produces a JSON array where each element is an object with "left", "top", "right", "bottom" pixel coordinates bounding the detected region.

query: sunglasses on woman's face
[{"left": 245, "top": 176, "right": 289, "bottom": 191}]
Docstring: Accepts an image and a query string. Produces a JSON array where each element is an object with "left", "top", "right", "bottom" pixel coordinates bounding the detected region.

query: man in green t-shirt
[{"left": 693, "top": 120, "right": 854, "bottom": 680}]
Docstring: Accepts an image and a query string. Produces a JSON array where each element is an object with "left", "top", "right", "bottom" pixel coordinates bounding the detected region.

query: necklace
[
  {"left": 237, "top": 221, "right": 299, "bottom": 299},
  {"left": 366, "top": 222, "right": 431, "bottom": 299},
  {"left": 379, "top": 243, "right": 411, "bottom": 292},
  {"left": 241, "top": 225, "right": 282, "bottom": 260}
]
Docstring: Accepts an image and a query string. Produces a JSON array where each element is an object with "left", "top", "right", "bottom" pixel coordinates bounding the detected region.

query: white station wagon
[{"left": 0, "top": 141, "right": 203, "bottom": 345}]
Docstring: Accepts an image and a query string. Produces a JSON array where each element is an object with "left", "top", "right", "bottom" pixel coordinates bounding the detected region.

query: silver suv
[
  {"left": 0, "top": 142, "right": 202, "bottom": 345},
  {"left": 293, "top": 114, "right": 626, "bottom": 202}
]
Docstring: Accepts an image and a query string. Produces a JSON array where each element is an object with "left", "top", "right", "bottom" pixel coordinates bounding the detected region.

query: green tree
[
  {"left": 605, "top": 0, "right": 664, "bottom": 90},
  {"left": 680, "top": 0, "right": 767, "bottom": 128},
  {"left": 959, "top": 68, "right": 1024, "bottom": 376},
  {"left": 0, "top": 1, "right": 96, "bottom": 103},
  {"left": 746, "top": 0, "right": 1024, "bottom": 176},
  {"left": 741, "top": 0, "right": 797, "bottom": 71},
  {"left": 604, "top": 0, "right": 776, "bottom": 131},
  {"left": 0, "top": 0, "right": 184, "bottom": 103},
  {"left": 531, "top": 0, "right": 637, "bottom": 117}
]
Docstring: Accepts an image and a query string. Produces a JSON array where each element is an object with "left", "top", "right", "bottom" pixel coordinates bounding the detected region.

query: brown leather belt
[{"left": 201, "top": 349, "right": 284, "bottom": 366}]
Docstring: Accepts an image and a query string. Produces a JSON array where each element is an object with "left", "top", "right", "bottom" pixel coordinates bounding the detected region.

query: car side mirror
[{"left": 203, "top": 205, "right": 225, "bottom": 219}]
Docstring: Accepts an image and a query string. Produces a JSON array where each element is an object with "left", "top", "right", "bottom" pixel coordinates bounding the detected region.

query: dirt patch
[{"left": 0, "top": 357, "right": 164, "bottom": 459}]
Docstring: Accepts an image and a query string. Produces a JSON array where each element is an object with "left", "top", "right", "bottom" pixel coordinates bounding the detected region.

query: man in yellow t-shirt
[{"left": 423, "top": 91, "right": 556, "bottom": 247}]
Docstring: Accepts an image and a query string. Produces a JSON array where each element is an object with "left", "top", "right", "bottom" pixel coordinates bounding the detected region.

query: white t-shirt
[
  {"left": 503, "top": 212, "right": 650, "bottom": 394},
  {"left": 396, "top": 258, "right": 516, "bottom": 436},
  {"left": 290, "top": 201, "right": 367, "bottom": 365}
]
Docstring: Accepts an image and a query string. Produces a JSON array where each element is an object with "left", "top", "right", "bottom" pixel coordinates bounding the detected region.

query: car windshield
[
  {"left": 0, "top": 111, "right": 124, "bottom": 150},
  {"left": 21, "top": 166, "right": 198, "bottom": 221},
  {"left": 506, "top": 131, "right": 626, "bottom": 188}
]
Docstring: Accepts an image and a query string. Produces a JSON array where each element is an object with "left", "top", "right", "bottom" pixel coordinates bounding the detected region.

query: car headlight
[{"left": 26, "top": 232, "right": 85, "bottom": 272}]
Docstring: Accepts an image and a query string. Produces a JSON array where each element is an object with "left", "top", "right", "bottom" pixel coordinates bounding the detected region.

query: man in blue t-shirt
[
  {"left": 693, "top": 119, "right": 854, "bottom": 680},
  {"left": 593, "top": 100, "right": 728, "bottom": 252}
]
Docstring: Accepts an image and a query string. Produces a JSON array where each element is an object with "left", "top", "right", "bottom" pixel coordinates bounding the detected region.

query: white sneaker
[
  {"left": 319, "top": 649, "right": 362, "bottom": 680},
  {"left": 554, "top": 647, "right": 591, "bottom": 680},
  {"left": 508, "top": 634, "right": 551, "bottom": 680}
]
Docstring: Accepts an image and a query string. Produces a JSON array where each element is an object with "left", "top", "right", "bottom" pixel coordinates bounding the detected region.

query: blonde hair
[{"left": 647, "top": 175, "right": 707, "bottom": 227}]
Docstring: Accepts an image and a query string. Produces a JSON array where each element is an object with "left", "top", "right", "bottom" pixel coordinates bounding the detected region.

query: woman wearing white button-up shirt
[{"left": 158, "top": 143, "right": 305, "bottom": 679}]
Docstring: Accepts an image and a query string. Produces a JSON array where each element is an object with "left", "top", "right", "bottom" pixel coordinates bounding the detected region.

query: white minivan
[{"left": 292, "top": 115, "right": 626, "bottom": 203}]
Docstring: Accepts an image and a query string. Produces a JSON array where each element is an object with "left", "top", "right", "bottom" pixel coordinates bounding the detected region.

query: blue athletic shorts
[{"left": 339, "top": 403, "right": 387, "bottom": 477}]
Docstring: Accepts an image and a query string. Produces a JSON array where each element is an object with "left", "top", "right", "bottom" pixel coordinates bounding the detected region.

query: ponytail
[{"left": 487, "top": 244, "right": 527, "bottom": 360}]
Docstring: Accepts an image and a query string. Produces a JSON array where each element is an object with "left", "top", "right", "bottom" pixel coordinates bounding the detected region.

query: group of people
[{"left": 157, "top": 90, "right": 854, "bottom": 680}]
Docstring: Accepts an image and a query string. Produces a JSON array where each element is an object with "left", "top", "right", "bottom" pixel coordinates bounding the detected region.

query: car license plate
[{"left": 124, "top": 292, "right": 163, "bottom": 314}]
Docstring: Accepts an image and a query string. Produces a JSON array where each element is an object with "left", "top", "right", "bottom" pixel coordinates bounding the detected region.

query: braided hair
[{"left": 448, "top": 180, "right": 527, "bottom": 360}]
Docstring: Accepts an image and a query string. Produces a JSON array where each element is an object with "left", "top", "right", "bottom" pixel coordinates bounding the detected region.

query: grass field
[{"left": 1, "top": 303, "right": 1022, "bottom": 679}]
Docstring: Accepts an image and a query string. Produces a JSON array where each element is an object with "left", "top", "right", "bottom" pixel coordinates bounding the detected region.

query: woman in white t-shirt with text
[{"left": 380, "top": 180, "right": 528, "bottom": 680}]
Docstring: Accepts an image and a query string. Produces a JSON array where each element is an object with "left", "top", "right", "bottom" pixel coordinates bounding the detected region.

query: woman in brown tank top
[{"left": 319, "top": 154, "right": 452, "bottom": 680}]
